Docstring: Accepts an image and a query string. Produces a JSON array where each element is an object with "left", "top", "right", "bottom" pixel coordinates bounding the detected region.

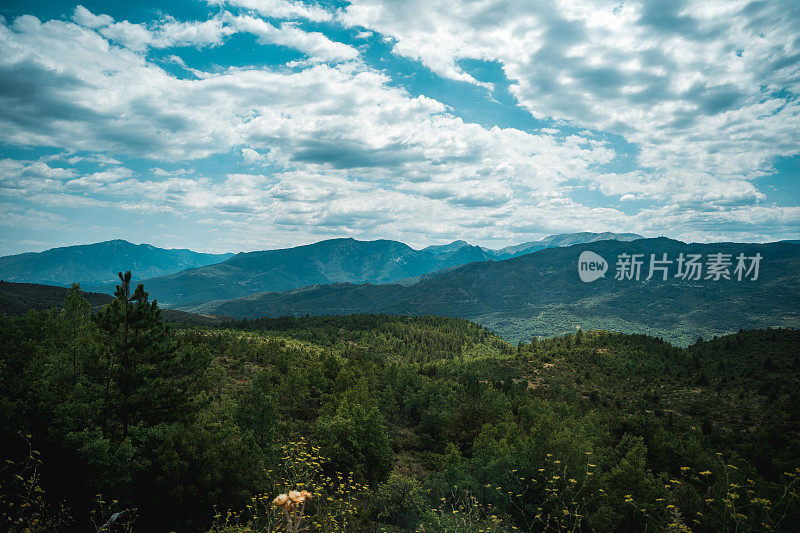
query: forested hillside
[
  {"left": 0, "top": 281, "right": 113, "bottom": 315},
  {"left": 1, "top": 280, "right": 798, "bottom": 531},
  {"left": 186, "top": 238, "right": 800, "bottom": 345},
  {"left": 0, "top": 281, "right": 227, "bottom": 326},
  {"left": 139, "top": 238, "right": 495, "bottom": 308},
  {"left": 140, "top": 234, "right": 647, "bottom": 308}
]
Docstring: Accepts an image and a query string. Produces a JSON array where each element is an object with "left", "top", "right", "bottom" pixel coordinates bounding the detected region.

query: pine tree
[{"left": 92, "top": 271, "right": 186, "bottom": 439}]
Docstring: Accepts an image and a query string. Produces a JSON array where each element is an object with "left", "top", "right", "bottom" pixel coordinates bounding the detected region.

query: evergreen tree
[{"left": 92, "top": 271, "right": 187, "bottom": 439}]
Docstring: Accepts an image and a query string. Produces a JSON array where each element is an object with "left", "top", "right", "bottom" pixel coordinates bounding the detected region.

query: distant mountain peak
[
  {"left": 422, "top": 240, "right": 472, "bottom": 254},
  {"left": 493, "top": 231, "right": 644, "bottom": 258},
  {"left": 188, "top": 238, "right": 800, "bottom": 347},
  {"left": 539, "top": 231, "right": 643, "bottom": 244},
  {"left": 0, "top": 240, "right": 234, "bottom": 290}
]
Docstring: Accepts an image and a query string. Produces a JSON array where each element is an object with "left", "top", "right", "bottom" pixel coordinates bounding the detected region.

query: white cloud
[
  {"left": 1, "top": 4, "right": 798, "bottom": 249},
  {"left": 0, "top": 202, "right": 68, "bottom": 231},
  {"left": 0, "top": 15, "right": 609, "bottom": 192},
  {"left": 69, "top": 6, "right": 356, "bottom": 61},
  {"left": 72, "top": 5, "right": 113, "bottom": 29},
  {"left": 242, "top": 148, "right": 267, "bottom": 164},
  {"left": 227, "top": 14, "right": 359, "bottom": 61},
  {"left": 593, "top": 169, "right": 766, "bottom": 206},
  {"left": 95, "top": 19, "right": 155, "bottom": 52},
  {"left": 0, "top": 158, "right": 75, "bottom": 197},
  {"left": 341, "top": 0, "right": 800, "bottom": 190},
  {"left": 64, "top": 167, "right": 135, "bottom": 190},
  {"left": 208, "top": 0, "right": 334, "bottom": 22}
]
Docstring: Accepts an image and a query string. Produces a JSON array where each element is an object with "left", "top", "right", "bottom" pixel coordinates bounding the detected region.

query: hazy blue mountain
[
  {"left": 185, "top": 238, "right": 800, "bottom": 346},
  {"left": 0, "top": 240, "right": 233, "bottom": 291},
  {"left": 426, "top": 232, "right": 644, "bottom": 259},
  {"left": 141, "top": 238, "right": 497, "bottom": 308},
  {"left": 539, "top": 231, "right": 643, "bottom": 246},
  {"left": 0, "top": 232, "right": 644, "bottom": 304},
  {"left": 140, "top": 233, "right": 647, "bottom": 307},
  {"left": 492, "top": 231, "right": 644, "bottom": 258},
  {"left": 422, "top": 240, "right": 471, "bottom": 254}
]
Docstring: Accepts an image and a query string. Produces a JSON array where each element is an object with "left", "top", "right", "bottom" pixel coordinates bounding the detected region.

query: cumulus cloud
[
  {"left": 0, "top": 14, "right": 609, "bottom": 193},
  {"left": 207, "top": 0, "right": 334, "bottom": 22},
  {"left": 69, "top": 6, "right": 357, "bottom": 60},
  {"left": 64, "top": 167, "right": 136, "bottom": 190},
  {"left": 592, "top": 169, "right": 766, "bottom": 206},
  {"left": 228, "top": 14, "right": 359, "bottom": 61},
  {"left": 242, "top": 148, "right": 267, "bottom": 164},
  {"left": 1, "top": 2, "right": 798, "bottom": 251},
  {"left": 0, "top": 12, "right": 623, "bottom": 246},
  {"left": 341, "top": 0, "right": 800, "bottom": 191},
  {"left": 72, "top": 5, "right": 113, "bottom": 29}
]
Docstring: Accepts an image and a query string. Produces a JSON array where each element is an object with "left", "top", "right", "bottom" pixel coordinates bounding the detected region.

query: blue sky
[{"left": 0, "top": 0, "right": 798, "bottom": 255}]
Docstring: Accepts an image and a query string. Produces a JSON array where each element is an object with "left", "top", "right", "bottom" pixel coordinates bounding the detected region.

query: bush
[{"left": 374, "top": 473, "right": 425, "bottom": 529}]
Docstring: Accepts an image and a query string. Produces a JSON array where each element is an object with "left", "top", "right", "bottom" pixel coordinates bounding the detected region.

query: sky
[{"left": 0, "top": 0, "right": 799, "bottom": 255}]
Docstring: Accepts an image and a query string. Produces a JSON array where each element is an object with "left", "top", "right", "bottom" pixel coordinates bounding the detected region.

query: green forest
[{"left": 1, "top": 274, "right": 799, "bottom": 532}]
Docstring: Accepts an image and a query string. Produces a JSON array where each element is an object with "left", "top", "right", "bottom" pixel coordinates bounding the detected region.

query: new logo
[{"left": 578, "top": 251, "right": 608, "bottom": 282}]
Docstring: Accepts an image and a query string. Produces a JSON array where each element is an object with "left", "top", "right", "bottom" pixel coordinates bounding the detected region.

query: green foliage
[
  {"left": 92, "top": 272, "right": 186, "bottom": 437},
  {"left": 209, "top": 439, "right": 368, "bottom": 533},
  {"left": 2, "top": 284, "right": 799, "bottom": 531},
  {"left": 313, "top": 398, "right": 393, "bottom": 485},
  {"left": 374, "top": 473, "right": 425, "bottom": 529}
]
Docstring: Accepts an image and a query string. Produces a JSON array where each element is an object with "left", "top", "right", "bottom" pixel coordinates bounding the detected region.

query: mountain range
[
  {"left": 0, "top": 240, "right": 233, "bottom": 291},
  {"left": 0, "top": 231, "right": 642, "bottom": 306},
  {"left": 182, "top": 238, "right": 800, "bottom": 346},
  {"left": 9, "top": 232, "right": 794, "bottom": 346},
  {"left": 138, "top": 231, "right": 643, "bottom": 307},
  {"left": 137, "top": 238, "right": 494, "bottom": 307},
  {"left": 489, "top": 231, "right": 643, "bottom": 258}
]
